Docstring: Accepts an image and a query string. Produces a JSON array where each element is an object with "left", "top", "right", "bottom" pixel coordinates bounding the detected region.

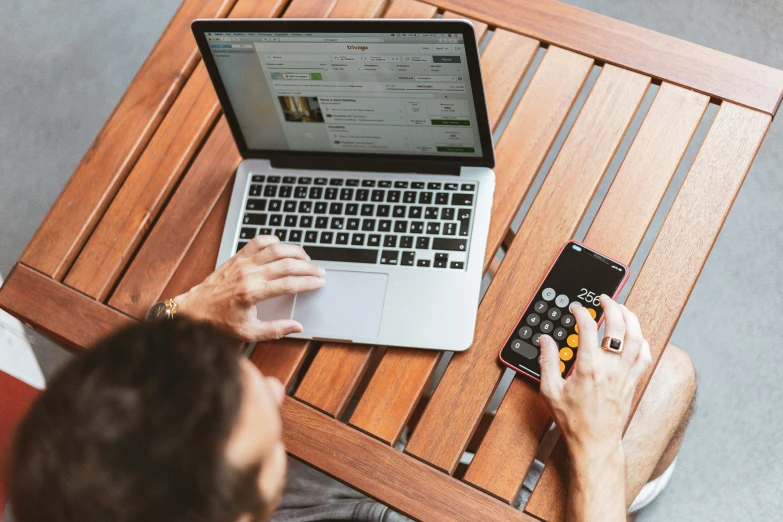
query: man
[{"left": 9, "top": 236, "right": 696, "bottom": 521}]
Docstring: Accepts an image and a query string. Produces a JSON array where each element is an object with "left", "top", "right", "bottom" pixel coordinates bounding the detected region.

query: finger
[
  {"left": 538, "top": 334, "right": 564, "bottom": 400},
  {"left": 599, "top": 294, "right": 627, "bottom": 354},
  {"left": 243, "top": 319, "right": 304, "bottom": 342},
  {"left": 258, "top": 275, "right": 326, "bottom": 300},
  {"left": 618, "top": 304, "right": 643, "bottom": 366},
  {"left": 260, "top": 258, "right": 325, "bottom": 281},
  {"left": 627, "top": 339, "right": 652, "bottom": 388},
  {"left": 253, "top": 243, "right": 311, "bottom": 265},
  {"left": 265, "top": 377, "right": 286, "bottom": 406},
  {"left": 242, "top": 234, "right": 280, "bottom": 256},
  {"left": 571, "top": 302, "right": 598, "bottom": 372}
]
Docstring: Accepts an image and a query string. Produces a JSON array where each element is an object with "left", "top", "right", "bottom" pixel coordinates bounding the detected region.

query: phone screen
[{"left": 500, "top": 242, "right": 627, "bottom": 379}]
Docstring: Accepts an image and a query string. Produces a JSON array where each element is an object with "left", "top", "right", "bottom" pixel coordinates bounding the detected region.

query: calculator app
[{"left": 500, "top": 242, "right": 627, "bottom": 379}]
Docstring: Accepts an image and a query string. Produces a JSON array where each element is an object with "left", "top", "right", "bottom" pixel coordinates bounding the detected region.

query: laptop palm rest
[{"left": 293, "top": 270, "right": 387, "bottom": 340}]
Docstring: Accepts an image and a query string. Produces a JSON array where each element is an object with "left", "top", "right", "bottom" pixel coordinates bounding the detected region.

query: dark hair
[{"left": 10, "top": 319, "right": 264, "bottom": 522}]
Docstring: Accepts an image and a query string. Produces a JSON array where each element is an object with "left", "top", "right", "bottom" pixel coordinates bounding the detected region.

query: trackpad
[{"left": 293, "top": 270, "right": 387, "bottom": 340}]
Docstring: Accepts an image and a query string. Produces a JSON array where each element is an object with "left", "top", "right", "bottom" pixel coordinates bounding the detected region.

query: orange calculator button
[
  {"left": 560, "top": 361, "right": 566, "bottom": 373},
  {"left": 560, "top": 347, "right": 574, "bottom": 361},
  {"left": 567, "top": 334, "right": 579, "bottom": 348},
  {"left": 575, "top": 324, "right": 579, "bottom": 333},
  {"left": 587, "top": 308, "right": 597, "bottom": 319}
]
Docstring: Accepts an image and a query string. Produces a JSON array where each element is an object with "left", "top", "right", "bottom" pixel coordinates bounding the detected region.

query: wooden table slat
[
  {"left": 526, "top": 101, "right": 770, "bottom": 520},
  {"left": 383, "top": 0, "right": 438, "bottom": 18},
  {"left": 250, "top": 339, "right": 317, "bottom": 388},
  {"left": 349, "top": 45, "right": 589, "bottom": 445},
  {"left": 404, "top": 65, "right": 650, "bottom": 474},
  {"left": 463, "top": 82, "right": 710, "bottom": 502},
  {"left": 18, "top": 0, "right": 237, "bottom": 281},
  {"left": 442, "top": 11, "right": 489, "bottom": 42},
  {"left": 329, "top": 0, "right": 389, "bottom": 17},
  {"left": 282, "top": 398, "right": 537, "bottom": 522},
  {"left": 424, "top": 0, "right": 783, "bottom": 115},
  {"left": 283, "top": 0, "right": 341, "bottom": 18}
]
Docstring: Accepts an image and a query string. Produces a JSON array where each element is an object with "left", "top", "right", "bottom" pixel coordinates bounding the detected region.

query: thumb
[
  {"left": 538, "top": 334, "right": 564, "bottom": 400},
  {"left": 245, "top": 319, "right": 303, "bottom": 342}
]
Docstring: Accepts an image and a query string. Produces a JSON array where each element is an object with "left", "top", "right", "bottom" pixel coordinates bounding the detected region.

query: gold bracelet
[{"left": 166, "top": 298, "right": 179, "bottom": 319}]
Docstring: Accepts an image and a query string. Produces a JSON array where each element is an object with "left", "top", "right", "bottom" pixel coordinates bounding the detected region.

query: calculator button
[
  {"left": 532, "top": 333, "right": 542, "bottom": 346},
  {"left": 518, "top": 326, "right": 533, "bottom": 339},
  {"left": 560, "top": 361, "right": 566, "bottom": 374},
  {"left": 510, "top": 339, "right": 537, "bottom": 359},
  {"left": 542, "top": 288, "right": 556, "bottom": 301},
  {"left": 559, "top": 347, "right": 574, "bottom": 361},
  {"left": 561, "top": 314, "right": 575, "bottom": 328},
  {"left": 526, "top": 314, "right": 541, "bottom": 327},
  {"left": 553, "top": 328, "right": 567, "bottom": 341},
  {"left": 555, "top": 294, "right": 569, "bottom": 308},
  {"left": 587, "top": 308, "right": 597, "bottom": 319},
  {"left": 575, "top": 324, "right": 578, "bottom": 333},
  {"left": 547, "top": 308, "right": 561, "bottom": 320},
  {"left": 567, "top": 334, "right": 579, "bottom": 348},
  {"left": 534, "top": 301, "right": 548, "bottom": 314},
  {"left": 540, "top": 320, "right": 553, "bottom": 334}
]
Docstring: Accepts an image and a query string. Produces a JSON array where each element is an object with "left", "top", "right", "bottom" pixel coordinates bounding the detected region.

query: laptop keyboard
[{"left": 235, "top": 173, "right": 476, "bottom": 270}]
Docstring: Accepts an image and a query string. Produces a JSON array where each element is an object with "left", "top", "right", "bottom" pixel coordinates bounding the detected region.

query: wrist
[
  {"left": 568, "top": 438, "right": 625, "bottom": 474},
  {"left": 174, "top": 288, "right": 201, "bottom": 321}
]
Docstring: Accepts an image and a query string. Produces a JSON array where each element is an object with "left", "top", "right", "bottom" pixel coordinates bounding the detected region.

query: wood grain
[
  {"left": 108, "top": 118, "right": 240, "bottom": 319},
  {"left": 349, "top": 46, "right": 590, "bottom": 445},
  {"left": 283, "top": 0, "right": 340, "bottom": 17},
  {"left": 250, "top": 339, "right": 317, "bottom": 388},
  {"left": 526, "top": 102, "right": 771, "bottom": 521},
  {"left": 383, "top": 0, "right": 437, "bottom": 18},
  {"left": 0, "top": 265, "right": 133, "bottom": 351},
  {"left": 404, "top": 65, "right": 650, "bottom": 474},
  {"left": 282, "top": 398, "right": 537, "bottom": 522},
  {"left": 464, "top": 82, "right": 709, "bottom": 503},
  {"left": 442, "top": 11, "right": 488, "bottom": 42},
  {"left": 424, "top": 0, "right": 783, "bottom": 115},
  {"left": 330, "top": 0, "right": 389, "bottom": 17},
  {"left": 18, "top": 0, "right": 236, "bottom": 280}
]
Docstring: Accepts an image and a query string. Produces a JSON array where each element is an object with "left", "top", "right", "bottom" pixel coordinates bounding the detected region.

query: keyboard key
[
  {"left": 416, "top": 237, "right": 430, "bottom": 249},
  {"left": 249, "top": 184, "right": 262, "bottom": 197},
  {"left": 400, "top": 236, "right": 413, "bottom": 248},
  {"left": 259, "top": 228, "right": 272, "bottom": 235},
  {"left": 340, "top": 188, "right": 354, "bottom": 200},
  {"left": 387, "top": 190, "right": 401, "bottom": 203},
  {"left": 320, "top": 232, "right": 334, "bottom": 244},
  {"left": 279, "top": 186, "right": 292, "bottom": 198},
  {"left": 378, "top": 220, "right": 391, "bottom": 232},
  {"left": 433, "top": 238, "right": 467, "bottom": 251},
  {"left": 411, "top": 182, "right": 425, "bottom": 189},
  {"left": 325, "top": 178, "right": 339, "bottom": 185},
  {"left": 246, "top": 198, "right": 266, "bottom": 211},
  {"left": 275, "top": 229, "right": 287, "bottom": 241},
  {"left": 408, "top": 206, "right": 422, "bottom": 219},
  {"left": 372, "top": 190, "right": 384, "bottom": 202},
  {"left": 243, "top": 213, "right": 267, "bottom": 226},
  {"left": 298, "top": 177, "right": 312, "bottom": 185},
  {"left": 284, "top": 215, "right": 297, "bottom": 227},
  {"left": 394, "top": 221, "right": 407, "bottom": 233},
  {"left": 294, "top": 186, "right": 308, "bottom": 198},
  {"left": 264, "top": 185, "right": 277, "bottom": 197},
  {"left": 299, "top": 216, "right": 313, "bottom": 228},
  {"left": 270, "top": 215, "right": 283, "bottom": 227},
  {"left": 441, "top": 208, "right": 455, "bottom": 220},
  {"left": 345, "top": 203, "right": 359, "bottom": 215},
  {"left": 269, "top": 200, "right": 282, "bottom": 212},
  {"left": 450, "top": 261, "right": 465, "bottom": 269},
  {"left": 452, "top": 193, "right": 474, "bottom": 206},
  {"left": 325, "top": 188, "right": 338, "bottom": 200},
  {"left": 444, "top": 222, "right": 457, "bottom": 236},
  {"left": 435, "top": 192, "right": 449, "bottom": 205},
  {"left": 268, "top": 176, "right": 281, "bottom": 183},
  {"left": 346, "top": 179, "right": 360, "bottom": 186},
  {"left": 362, "top": 179, "right": 376, "bottom": 187},
  {"left": 368, "top": 234, "right": 381, "bottom": 247},
  {"left": 251, "top": 175, "right": 265, "bottom": 183},
  {"left": 336, "top": 232, "right": 349, "bottom": 245},
  {"left": 461, "top": 183, "right": 476, "bottom": 191},
  {"left": 376, "top": 205, "right": 390, "bottom": 217},
  {"left": 403, "top": 191, "right": 416, "bottom": 203},
  {"left": 330, "top": 217, "right": 344, "bottom": 230},
  {"left": 290, "top": 230, "right": 302, "bottom": 242},
  {"left": 379, "top": 180, "right": 392, "bottom": 188},
  {"left": 417, "top": 259, "right": 431, "bottom": 267},
  {"left": 309, "top": 187, "right": 323, "bottom": 199},
  {"left": 239, "top": 227, "right": 256, "bottom": 240},
  {"left": 351, "top": 233, "right": 365, "bottom": 246},
  {"left": 419, "top": 192, "right": 433, "bottom": 204},
  {"left": 237, "top": 241, "right": 248, "bottom": 252},
  {"left": 304, "top": 246, "right": 378, "bottom": 264},
  {"left": 362, "top": 219, "right": 376, "bottom": 231},
  {"left": 383, "top": 235, "right": 397, "bottom": 248},
  {"left": 402, "top": 251, "right": 415, "bottom": 266},
  {"left": 380, "top": 250, "right": 398, "bottom": 265},
  {"left": 426, "top": 222, "right": 441, "bottom": 235},
  {"left": 314, "top": 202, "right": 327, "bottom": 214},
  {"left": 395, "top": 181, "right": 409, "bottom": 188},
  {"left": 315, "top": 217, "right": 329, "bottom": 229},
  {"left": 329, "top": 202, "right": 343, "bottom": 215},
  {"left": 458, "top": 209, "right": 472, "bottom": 236},
  {"left": 305, "top": 231, "right": 318, "bottom": 243},
  {"left": 284, "top": 201, "right": 296, "bottom": 213},
  {"left": 299, "top": 201, "right": 312, "bottom": 213},
  {"left": 445, "top": 183, "right": 458, "bottom": 190},
  {"left": 393, "top": 205, "right": 406, "bottom": 218},
  {"left": 410, "top": 222, "right": 424, "bottom": 234},
  {"left": 347, "top": 218, "right": 360, "bottom": 230},
  {"left": 425, "top": 207, "right": 439, "bottom": 219},
  {"left": 283, "top": 176, "right": 296, "bottom": 184},
  {"left": 434, "top": 253, "right": 449, "bottom": 268},
  {"left": 361, "top": 204, "right": 374, "bottom": 216},
  {"left": 427, "top": 182, "right": 442, "bottom": 190},
  {"left": 356, "top": 189, "right": 369, "bottom": 201}
]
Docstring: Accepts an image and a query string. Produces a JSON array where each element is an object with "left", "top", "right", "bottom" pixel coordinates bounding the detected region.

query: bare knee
[{"left": 655, "top": 343, "right": 697, "bottom": 406}]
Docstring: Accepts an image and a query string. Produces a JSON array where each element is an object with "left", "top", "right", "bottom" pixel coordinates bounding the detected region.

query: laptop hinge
[{"left": 270, "top": 156, "right": 461, "bottom": 175}]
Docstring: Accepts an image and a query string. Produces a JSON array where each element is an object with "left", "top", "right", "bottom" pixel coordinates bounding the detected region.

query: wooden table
[{"left": 2, "top": 0, "right": 781, "bottom": 519}]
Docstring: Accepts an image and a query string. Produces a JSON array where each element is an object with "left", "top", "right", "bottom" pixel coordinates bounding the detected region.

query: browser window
[{"left": 206, "top": 32, "right": 483, "bottom": 157}]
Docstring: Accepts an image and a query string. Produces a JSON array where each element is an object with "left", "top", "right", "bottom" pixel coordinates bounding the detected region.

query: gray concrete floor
[{"left": 2, "top": 0, "right": 782, "bottom": 520}]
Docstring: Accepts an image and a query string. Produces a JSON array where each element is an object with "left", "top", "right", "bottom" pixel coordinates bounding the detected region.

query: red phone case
[{"left": 497, "top": 240, "right": 630, "bottom": 382}]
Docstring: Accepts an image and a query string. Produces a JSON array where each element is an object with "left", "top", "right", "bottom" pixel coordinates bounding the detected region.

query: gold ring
[{"left": 601, "top": 336, "right": 623, "bottom": 354}]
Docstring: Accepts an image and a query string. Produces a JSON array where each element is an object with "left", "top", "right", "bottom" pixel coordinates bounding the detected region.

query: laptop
[{"left": 192, "top": 19, "right": 495, "bottom": 351}]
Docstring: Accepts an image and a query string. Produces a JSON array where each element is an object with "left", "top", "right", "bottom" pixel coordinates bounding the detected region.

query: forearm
[{"left": 567, "top": 442, "right": 626, "bottom": 522}]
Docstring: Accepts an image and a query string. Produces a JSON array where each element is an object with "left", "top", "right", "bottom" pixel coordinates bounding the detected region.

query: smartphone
[{"left": 498, "top": 241, "right": 629, "bottom": 381}]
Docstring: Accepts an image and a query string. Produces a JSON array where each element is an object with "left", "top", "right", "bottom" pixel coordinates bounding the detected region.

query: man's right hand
[{"left": 174, "top": 235, "right": 325, "bottom": 342}]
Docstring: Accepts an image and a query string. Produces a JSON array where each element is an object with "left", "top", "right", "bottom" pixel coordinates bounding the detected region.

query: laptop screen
[{"left": 200, "top": 25, "right": 489, "bottom": 162}]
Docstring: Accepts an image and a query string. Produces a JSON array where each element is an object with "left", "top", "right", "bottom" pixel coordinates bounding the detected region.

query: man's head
[{"left": 10, "top": 320, "right": 287, "bottom": 522}]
